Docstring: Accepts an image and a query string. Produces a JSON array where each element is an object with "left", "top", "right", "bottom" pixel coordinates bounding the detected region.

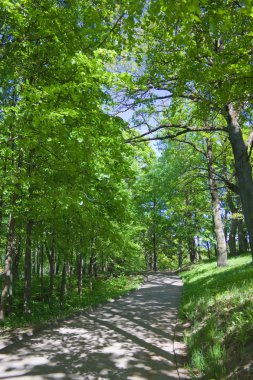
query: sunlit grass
[{"left": 180, "top": 255, "right": 253, "bottom": 379}]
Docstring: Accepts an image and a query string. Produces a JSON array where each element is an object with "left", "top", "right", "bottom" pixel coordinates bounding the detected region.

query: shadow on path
[{"left": 0, "top": 273, "right": 187, "bottom": 380}]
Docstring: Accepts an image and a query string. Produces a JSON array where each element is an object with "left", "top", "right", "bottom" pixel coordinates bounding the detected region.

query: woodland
[{"left": 0, "top": 2, "right": 253, "bottom": 370}]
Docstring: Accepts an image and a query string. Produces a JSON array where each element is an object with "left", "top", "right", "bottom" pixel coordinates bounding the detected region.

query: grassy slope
[
  {"left": 179, "top": 255, "right": 253, "bottom": 379},
  {"left": 0, "top": 274, "right": 143, "bottom": 332}
]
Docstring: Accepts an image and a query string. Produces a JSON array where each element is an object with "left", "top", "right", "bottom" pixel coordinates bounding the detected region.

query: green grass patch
[
  {"left": 179, "top": 255, "right": 253, "bottom": 379},
  {"left": 0, "top": 274, "right": 143, "bottom": 332}
]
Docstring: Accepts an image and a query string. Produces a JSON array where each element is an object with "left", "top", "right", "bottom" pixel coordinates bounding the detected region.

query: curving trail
[{"left": 0, "top": 274, "right": 189, "bottom": 380}]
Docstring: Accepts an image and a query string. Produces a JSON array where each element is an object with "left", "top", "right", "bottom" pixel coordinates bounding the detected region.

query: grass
[
  {"left": 0, "top": 274, "right": 143, "bottom": 332},
  {"left": 179, "top": 254, "right": 253, "bottom": 379}
]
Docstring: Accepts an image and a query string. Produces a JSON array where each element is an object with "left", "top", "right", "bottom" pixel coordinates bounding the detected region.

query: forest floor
[{"left": 0, "top": 273, "right": 189, "bottom": 380}]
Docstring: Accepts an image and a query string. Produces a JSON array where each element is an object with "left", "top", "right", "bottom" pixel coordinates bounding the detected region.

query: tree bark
[
  {"left": 89, "top": 236, "right": 98, "bottom": 279},
  {"left": 228, "top": 218, "right": 237, "bottom": 256},
  {"left": 60, "top": 262, "right": 67, "bottom": 304},
  {"left": 24, "top": 220, "right": 33, "bottom": 314},
  {"left": 0, "top": 213, "right": 16, "bottom": 320},
  {"left": 148, "top": 252, "right": 153, "bottom": 270},
  {"left": 89, "top": 238, "right": 96, "bottom": 291},
  {"left": 226, "top": 192, "right": 238, "bottom": 256},
  {"left": 237, "top": 219, "right": 248, "bottom": 254},
  {"left": 77, "top": 255, "right": 83, "bottom": 296},
  {"left": 40, "top": 243, "right": 44, "bottom": 299},
  {"left": 178, "top": 247, "right": 183, "bottom": 268},
  {"left": 206, "top": 241, "right": 211, "bottom": 260},
  {"left": 0, "top": 163, "right": 8, "bottom": 232},
  {"left": 0, "top": 194, "right": 4, "bottom": 232},
  {"left": 188, "top": 237, "right": 197, "bottom": 263},
  {"left": 196, "top": 236, "right": 201, "bottom": 260},
  {"left": 206, "top": 139, "right": 228, "bottom": 266},
  {"left": 47, "top": 242, "right": 55, "bottom": 301},
  {"left": 152, "top": 199, "right": 157, "bottom": 271},
  {"left": 153, "top": 230, "right": 157, "bottom": 271},
  {"left": 144, "top": 251, "right": 151, "bottom": 271},
  {"left": 36, "top": 247, "right": 40, "bottom": 277},
  {"left": 12, "top": 236, "right": 22, "bottom": 284},
  {"left": 226, "top": 103, "right": 253, "bottom": 261}
]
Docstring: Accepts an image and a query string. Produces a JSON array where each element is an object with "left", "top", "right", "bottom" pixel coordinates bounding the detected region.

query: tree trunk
[
  {"left": 36, "top": 247, "right": 40, "bottom": 277},
  {"left": 89, "top": 253, "right": 93, "bottom": 292},
  {"left": 77, "top": 255, "right": 83, "bottom": 296},
  {"left": 228, "top": 218, "right": 237, "bottom": 256},
  {"left": 24, "top": 220, "right": 33, "bottom": 314},
  {"left": 32, "top": 249, "right": 36, "bottom": 276},
  {"left": 226, "top": 193, "right": 238, "bottom": 256},
  {"left": 89, "top": 236, "right": 98, "bottom": 279},
  {"left": 144, "top": 251, "right": 150, "bottom": 271},
  {"left": 153, "top": 230, "right": 157, "bottom": 271},
  {"left": 178, "top": 247, "right": 183, "bottom": 268},
  {"left": 82, "top": 255, "right": 86, "bottom": 276},
  {"left": 206, "top": 241, "right": 211, "bottom": 260},
  {"left": 152, "top": 199, "right": 158, "bottom": 271},
  {"left": 147, "top": 251, "right": 153, "bottom": 270},
  {"left": 0, "top": 194, "right": 4, "bottom": 232},
  {"left": 89, "top": 253, "right": 93, "bottom": 277},
  {"left": 101, "top": 250, "right": 105, "bottom": 273},
  {"left": 47, "top": 243, "right": 55, "bottom": 300},
  {"left": 224, "top": 208, "right": 229, "bottom": 244},
  {"left": 89, "top": 243, "right": 95, "bottom": 291},
  {"left": 196, "top": 236, "right": 201, "bottom": 260},
  {"left": 0, "top": 213, "right": 15, "bottom": 320},
  {"left": 68, "top": 264, "right": 73, "bottom": 290},
  {"left": 93, "top": 255, "right": 97, "bottom": 278},
  {"left": 60, "top": 262, "right": 67, "bottom": 304},
  {"left": 226, "top": 103, "right": 253, "bottom": 261},
  {"left": 237, "top": 219, "right": 248, "bottom": 254},
  {"left": 55, "top": 260, "right": 60, "bottom": 275},
  {"left": 0, "top": 163, "right": 8, "bottom": 232},
  {"left": 188, "top": 237, "right": 197, "bottom": 263},
  {"left": 206, "top": 139, "right": 228, "bottom": 266},
  {"left": 12, "top": 236, "right": 22, "bottom": 284},
  {"left": 49, "top": 252, "right": 55, "bottom": 300},
  {"left": 40, "top": 243, "right": 44, "bottom": 298}
]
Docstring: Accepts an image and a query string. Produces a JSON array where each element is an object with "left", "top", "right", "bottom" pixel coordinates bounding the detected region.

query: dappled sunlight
[{"left": 0, "top": 274, "right": 187, "bottom": 380}]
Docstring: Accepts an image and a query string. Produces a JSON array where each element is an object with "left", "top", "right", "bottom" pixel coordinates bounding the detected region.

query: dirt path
[{"left": 0, "top": 273, "right": 188, "bottom": 380}]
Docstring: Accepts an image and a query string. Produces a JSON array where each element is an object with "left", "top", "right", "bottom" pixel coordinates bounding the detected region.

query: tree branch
[
  {"left": 195, "top": 166, "right": 239, "bottom": 194},
  {"left": 126, "top": 124, "right": 227, "bottom": 143},
  {"left": 97, "top": 14, "right": 125, "bottom": 49},
  {"left": 170, "top": 138, "right": 205, "bottom": 155}
]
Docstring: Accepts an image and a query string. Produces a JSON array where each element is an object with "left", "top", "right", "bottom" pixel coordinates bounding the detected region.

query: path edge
[
  {"left": 173, "top": 276, "right": 191, "bottom": 380},
  {"left": 0, "top": 273, "right": 150, "bottom": 352}
]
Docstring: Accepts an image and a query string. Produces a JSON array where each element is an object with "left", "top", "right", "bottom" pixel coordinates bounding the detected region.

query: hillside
[{"left": 180, "top": 256, "right": 253, "bottom": 379}]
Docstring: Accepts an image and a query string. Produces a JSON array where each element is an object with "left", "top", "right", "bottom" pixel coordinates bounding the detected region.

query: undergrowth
[
  {"left": 0, "top": 274, "right": 143, "bottom": 331},
  {"left": 180, "top": 255, "right": 253, "bottom": 379}
]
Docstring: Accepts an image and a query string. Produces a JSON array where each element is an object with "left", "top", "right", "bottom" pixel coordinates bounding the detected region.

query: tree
[
  {"left": 0, "top": 0, "right": 149, "bottom": 320},
  {"left": 122, "top": 0, "right": 253, "bottom": 260},
  {"left": 135, "top": 137, "right": 217, "bottom": 269}
]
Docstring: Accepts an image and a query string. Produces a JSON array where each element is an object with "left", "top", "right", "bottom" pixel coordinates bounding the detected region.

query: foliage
[
  {"left": 134, "top": 135, "right": 220, "bottom": 270},
  {"left": 120, "top": 0, "right": 253, "bottom": 264},
  {"left": 0, "top": 0, "right": 152, "bottom": 322}
]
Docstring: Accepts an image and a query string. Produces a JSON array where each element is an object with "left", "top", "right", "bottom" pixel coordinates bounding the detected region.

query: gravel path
[{"left": 0, "top": 273, "right": 189, "bottom": 380}]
